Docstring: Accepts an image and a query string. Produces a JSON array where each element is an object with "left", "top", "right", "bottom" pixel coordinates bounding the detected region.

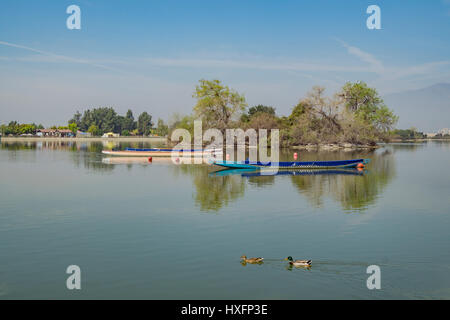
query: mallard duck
[
  {"left": 240, "top": 255, "right": 264, "bottom": 264},
  {"left": 285, "top": 256, "right": 312, "bottom": 267}
]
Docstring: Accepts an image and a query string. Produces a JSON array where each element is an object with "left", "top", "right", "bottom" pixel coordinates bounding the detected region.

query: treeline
[
  {"left": 68, "top": 108, "right": 168, "bottom": 136},
  {"left": 1, "top": 109, "right": 170, "bottom": 137},
  {"left": 0, "top": 122, "right": 44, "bottom": 136},
  {"left": 392, "top": 128, "right": 450, "bottom": 140},
  {"left": 0, "top": 122, "right": 85, "bottom": 136},
  {"left": 392, "top": 128, "right": 426, "bottom": 140},
  {"left": 168, "top": 79, "right": 399, "bottom": 146}
]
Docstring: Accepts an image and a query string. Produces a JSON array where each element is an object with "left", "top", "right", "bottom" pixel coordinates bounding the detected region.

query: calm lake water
[{"left": 0, "top": 140, "right": 449, "bottom": 299}]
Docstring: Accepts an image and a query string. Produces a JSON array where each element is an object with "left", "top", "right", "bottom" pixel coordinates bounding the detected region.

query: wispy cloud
[
  {"left": 334, "top": 39, "right": 450, "bottom": 92},
  {"left": 1, "top": 39, "right": 449, "bottom": 95},
  {"left": 392, "top": 61, "right": 450, "bottom": 79},
  {"left": 335, "top": 39, "right": 385, "bottom": 74},
  {"left": 0, "top": 40, "right": 120, "bottom": 72},
  {"left": 141, "top": 57, "right": 370, "bottom": 73}
]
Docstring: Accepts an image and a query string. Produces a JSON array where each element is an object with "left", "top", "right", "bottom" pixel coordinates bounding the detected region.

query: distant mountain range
[{"left": 383, "top": 83, "right": 450, "bottom": 132}]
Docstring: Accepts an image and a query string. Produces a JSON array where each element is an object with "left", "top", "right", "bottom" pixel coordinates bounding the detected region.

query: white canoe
[{"left": 102, "top": 148, "right": 222, "bottom": 157}]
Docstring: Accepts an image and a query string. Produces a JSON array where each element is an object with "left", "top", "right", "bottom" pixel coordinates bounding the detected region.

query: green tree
[
  {"left": 241, "top": 105, "right": 276, "bottom": 123},
  {"left": 6, "top": 121, "right": 19, "bottom": 135},
  {"left": 126, "top": 109, "right": 134, "bottom": 119},
  {"left": 169, "top": 113, "right": 194, "bottom": 133},
  {"left": 287, "top": 101, "right": 308, "bottom": 124},
  {"left": 393, "top": 128, "right": 425, "bottom": 140},
  {"left": 339, "top": 81, "right": 398, "bottom": 134},
  {"left": 121, "top": 109, "right": 136, "bottom": 132},
  {"left": 193, "top": 79, "right": 247, "bottom": 131},
  {"left": 155, "top": 118, "right": 169, "bottom": 136},
  {"left": 69, "top": 111, "right": 82, "bottom": 127},
  {"left": 19, "top": 124, "right": 36, "bottom": 135},
  {"left": 78, "top": 107, "right": 119, "bottom": 133},
  {"left": 137, "top": 112, "right": 153, "bottom": 136},
  {"left": 248, "top": 105, "right": 275, "bottom": 117},
  {"left": 87, "top": 124, "right": 101, "bottom": 136},
  {"left": 68, "top": 123, "right": 78, "bottom": 135}
]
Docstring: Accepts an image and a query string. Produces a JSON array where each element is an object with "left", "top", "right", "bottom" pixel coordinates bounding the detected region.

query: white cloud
[
  {"left": 3, "top": 39, "right": 446, "bottom": 86},
  {"left": 140, "top": 56, "right": 370, "bottom": 73},
  {"left": 1, "top": 39, "right": 450, "bottom": 122},
  {"left": 337, "top": 40, "right": 385, "bottom": 74},
  {"left": 0, "top": 40, "right": 120, "bottom": 72},
  {"left": 333, "top": 39, "right": 450, "bottom": 93}
]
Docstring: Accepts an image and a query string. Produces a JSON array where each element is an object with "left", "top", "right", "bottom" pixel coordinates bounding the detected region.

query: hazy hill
[{"left": 383, "top": 83, "right": 450, "bottom": 132}]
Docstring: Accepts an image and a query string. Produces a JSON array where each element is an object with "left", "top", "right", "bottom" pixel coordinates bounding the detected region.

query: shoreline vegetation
[
  {"left": 1, "top": 136, "right": 447, "bottom": 145},
  {"left": 2, "top": 79, "right": 447, "bottom": 149},
  {"left": 0, "top": 136, "right": 167, "bottom": 143},
  {"left": 179, "top": 80, "right": 398, "bottom": 150}
]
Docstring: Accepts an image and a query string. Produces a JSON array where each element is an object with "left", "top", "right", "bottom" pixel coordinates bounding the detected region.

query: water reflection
[
  {"left": 290, "top": 150, "right": 395, "bottom": 212},
  {"left": 173, "top": 164, "right": 246, "bottom": 212},
  {"left": 203, "top": 149, "right": 395, "bottom": 213},
  {"left": 0, "top": 140, "right": 166, "bottom": 153},
  {"left": 1, "top": 141, "right": 396, "bottom": 213}
]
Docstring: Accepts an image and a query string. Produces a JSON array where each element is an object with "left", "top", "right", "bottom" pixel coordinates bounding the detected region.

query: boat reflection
[
  {"left": 210, "top": 168, "right": 366, "bottom": 177},
  {"left": 0, "top": 140, "right": 396, "bottom": 213}
]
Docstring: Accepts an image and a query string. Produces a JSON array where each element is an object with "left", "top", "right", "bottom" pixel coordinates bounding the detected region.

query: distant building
[
  {"left": 426, "top": 133, "right": 437, "bottom": 138},
  {"left": 438, "top": 128, "right": 450, "bottom": 136},
  {"left": 37, "top": 129, "right": 75, "bottom": 137},
  {"left": 102, "top": 132, "right": 120, "bottom": 138},
  {"left": 77, "top": 131, "right": 92, "bottom": 138}
]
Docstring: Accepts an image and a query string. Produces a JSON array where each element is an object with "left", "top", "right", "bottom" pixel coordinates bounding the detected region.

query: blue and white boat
[{"left": 212, "top": 159, "right": 370, "bottom": 170}]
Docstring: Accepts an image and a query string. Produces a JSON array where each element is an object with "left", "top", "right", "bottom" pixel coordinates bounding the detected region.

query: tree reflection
[
  {"left": 1, "top": 141, "right": 398, "bottom": 212},
  {"left": 247, "top": 175, "right": 275, "bottom": 187},
  {"left": 174, "top": 165, "right": 246, "bottom": 212},
  {"left": 173, "top": 148, "right": 395, "bottom": 212},
  {"left": 290, "top": 149, "right": 395, "bottom": 212}
]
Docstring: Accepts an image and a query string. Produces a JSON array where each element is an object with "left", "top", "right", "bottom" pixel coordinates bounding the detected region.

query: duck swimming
[
  {"left": 285, "top": 256, "right": 312, "bottom": 267},
  {"left": 240, "top": 255, "right": 264, "bottom": 264}
]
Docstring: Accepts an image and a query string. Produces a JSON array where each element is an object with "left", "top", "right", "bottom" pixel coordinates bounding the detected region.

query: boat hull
[
  {"left": 212, "top": 159, "right": 370, "bottom": 170},
  {"left": 210, "top": 168, "right": 365, "bottom": 177},
  {"left": 102, "top": 148, "right": 222, "bottom": 157},
  {"left": 102, "top": 157, "right": 211, "bottom": 164}
]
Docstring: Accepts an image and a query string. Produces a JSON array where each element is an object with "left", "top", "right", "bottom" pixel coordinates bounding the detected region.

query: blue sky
[{"left": 1, "top": 0, "right": 450, "bottom": 127}]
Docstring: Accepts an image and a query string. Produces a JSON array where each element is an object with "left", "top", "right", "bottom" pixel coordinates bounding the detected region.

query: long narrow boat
[
  {"left": 102, "top": 148, "right": 222, "bottom": 157},
  {"left": 212, "top": 159, "right": 370, "bottom": 170},
  {"left": 102, "top": 157, "right": 211, "bottom": 165}
]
